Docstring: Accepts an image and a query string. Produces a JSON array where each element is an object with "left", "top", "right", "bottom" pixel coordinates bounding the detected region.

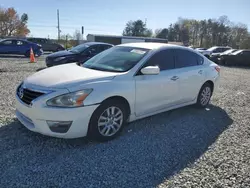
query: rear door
[
  {"left": 0, "top": 40, "right": 16, "bottom": 54},
  {"left": 174, "top": 49, "right": 206, "bottom": 103}
]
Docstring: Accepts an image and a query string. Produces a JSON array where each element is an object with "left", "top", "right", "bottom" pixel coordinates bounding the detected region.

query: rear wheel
[
  {"left": 196, "top": 83, "right": 213, "bottom": 108},
  {"left": 88, "top": 99, "right": 129, "bottom": 142},
  {"left": 24, "top": 50, "right": 30, "bottom": 57}
]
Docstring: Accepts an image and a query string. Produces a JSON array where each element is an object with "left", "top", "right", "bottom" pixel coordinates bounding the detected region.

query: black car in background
[
  {"left": 45, "top": 42, "right": 113, "bottom": 67},
  {"left": 27, "top": 38, "right": 65, "bottom": 52},
  {"left": 219, "top": 50, "right": 250, "bottom": 66},
  {"left": 210, "top": 49, "right": 238, "bottom": 63}
]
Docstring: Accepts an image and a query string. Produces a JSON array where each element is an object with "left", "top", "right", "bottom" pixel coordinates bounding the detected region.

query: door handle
[
  {"left": 198, "top": 70, "right": 203, "bottom": 74},
  {"left": 171, "top": 76, "right": 179, "bottom": 81}
]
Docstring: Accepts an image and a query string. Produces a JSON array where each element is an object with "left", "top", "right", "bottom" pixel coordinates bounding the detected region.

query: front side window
[
  {"left": 99, "top": 45, "right": 112, "bottom": 52},
  {"left": 69, "top": 44, "right": 89, "bottom": 53},
  {"left": 85, "top": 45, "right": 99, "bottom": 54},
  {"left": 143, "top": 49, "right": 175, "bottom": 71},
  {"left": 17, "top": 41, "right": 24, "bottom": 45},
  {"left": 82, "top": 46, "right": 149, "bottom": 72},
  {"left": 175, "top": 49, "right": 201, "bottom": 68}
]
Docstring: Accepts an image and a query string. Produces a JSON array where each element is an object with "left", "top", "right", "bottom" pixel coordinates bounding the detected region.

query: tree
[
  {"left": 0, "top": 7, "right": 30, "bottom": 37},
  {"left": 144, "top": 29, "right": 153, "bottom": 37},
  {"left": 73, "top": 29, "right": 82, "bottom": 42},
  {"left": 168, "top": 24, "right": 176, "bottom": 41},
  {"left": 155, "top": 28, "right": 168, "bottom": 39},
  {"left": 123, "top": 20, "right": 151, "bottom": 37}
]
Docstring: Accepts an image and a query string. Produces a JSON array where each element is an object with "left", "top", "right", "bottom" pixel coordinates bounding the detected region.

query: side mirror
[{"left": 141, "top": 66, "right": 160, "bottom": 75}]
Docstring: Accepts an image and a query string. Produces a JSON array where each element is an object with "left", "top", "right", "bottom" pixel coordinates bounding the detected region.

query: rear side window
[
  {"left": 2, "top": 40, "right": 13, "bottom": 45},
  {"left": 175, "top": 49, "right": 202, "bottom": 68},
  {"left": 144, "top": 49, "right": 175, "bottom": 71},
  {"left": 197, "top": 55, "right": 204, "bottom": 65}
]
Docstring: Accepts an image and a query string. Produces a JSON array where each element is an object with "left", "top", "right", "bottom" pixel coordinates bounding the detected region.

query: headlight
[
  {"left": 54, "top": 57, "right": 66, "bottom": 62},
  {"left": 46, "top": 89, "right": 93, "bottom": 107}
]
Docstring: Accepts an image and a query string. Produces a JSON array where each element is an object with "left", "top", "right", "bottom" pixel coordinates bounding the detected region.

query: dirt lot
[{"left": 0, "top": 56, "right": 250, "bottom": 188}]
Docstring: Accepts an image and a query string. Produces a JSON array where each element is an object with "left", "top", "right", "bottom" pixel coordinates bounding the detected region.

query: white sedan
[{"left": 16, "top": 43, "right": 220, "bottom": 141}]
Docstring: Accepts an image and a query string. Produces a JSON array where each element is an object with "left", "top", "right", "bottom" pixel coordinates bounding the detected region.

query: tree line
[
  {"left": 1, "top": 6, "right": 249, "bottom": 49},
  {"left": 123, "top": 16, "right": 250, "bottom": 49}
]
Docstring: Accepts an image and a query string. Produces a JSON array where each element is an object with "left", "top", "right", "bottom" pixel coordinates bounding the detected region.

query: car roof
[
  {"left": 0, "top": 38, "right": 32, "bottom": 43},
  {"left": 118, "top": 42, "right": 187, "bottom": 50},
  {"left": 84, "top": 42, "right": 113, "bottom": 46}
]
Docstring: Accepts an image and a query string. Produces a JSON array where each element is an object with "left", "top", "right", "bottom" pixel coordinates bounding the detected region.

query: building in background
[{"left": 87, "top": 34, "right": 168, "bottom": 45}]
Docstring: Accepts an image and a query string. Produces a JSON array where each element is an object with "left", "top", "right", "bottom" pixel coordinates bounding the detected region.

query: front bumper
[{"left": 15, "top": 95, "right": 99, "bottom": 139}]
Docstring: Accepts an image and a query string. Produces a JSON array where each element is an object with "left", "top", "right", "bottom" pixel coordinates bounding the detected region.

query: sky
[{"left": 1, "top": 0, "right": 250, "bottom": 39}]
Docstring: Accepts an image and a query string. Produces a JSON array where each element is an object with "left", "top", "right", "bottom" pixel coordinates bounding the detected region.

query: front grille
[{"left": 17, "top": 86, "right": 45, "bottom": 105}]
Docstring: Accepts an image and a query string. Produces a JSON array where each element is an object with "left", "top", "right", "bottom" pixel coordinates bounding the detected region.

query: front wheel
[
  {"left": 196, "top": 83, "right": 213, "bottom": 108},
  {"left": 88, "top": 99, "right": 128, "bottom": 142}
]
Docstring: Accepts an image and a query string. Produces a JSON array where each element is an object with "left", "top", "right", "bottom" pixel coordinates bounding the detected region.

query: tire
[
  {"left": 196, "top": 83, "right": 213, "bottom": 108},
  {"left": 24, "top": 50, "right": 30, "bottom": 57},
  {"left": 88, "top": 99, "right": 129, "bottom": 142}
]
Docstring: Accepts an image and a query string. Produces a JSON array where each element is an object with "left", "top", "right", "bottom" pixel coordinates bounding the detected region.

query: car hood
[
  {"left": 24, "top": 63, "right": 119, "bottom": 89},
  {"left": 47, "top": 50, "right": 77, "bottom": 58}
]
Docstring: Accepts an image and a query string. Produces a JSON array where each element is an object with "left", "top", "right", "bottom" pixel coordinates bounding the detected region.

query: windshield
[
  {"left": 69, "top": 44, "right": 89, "bottom": 53},
  {"left": 221, "top": 49, "right": 236, "bottom": 55},
  {"left": 232, "top": 50, "right": 243, "bottom": 55},
  {"left": 207, "top": 47, "right": 217, "bottom": 52},
  {"left": 82, "top": 46, "right": 150, "bottom": 72}
]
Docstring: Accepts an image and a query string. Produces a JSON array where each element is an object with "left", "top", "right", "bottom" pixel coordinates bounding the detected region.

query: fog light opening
[{"left": 46, "top": 121, "right": 72, "bottom": 133}]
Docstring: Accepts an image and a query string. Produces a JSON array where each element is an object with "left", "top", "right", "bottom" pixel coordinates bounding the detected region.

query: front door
[{"left": 135, "top": 49, "right": 180, "bottom": 116}]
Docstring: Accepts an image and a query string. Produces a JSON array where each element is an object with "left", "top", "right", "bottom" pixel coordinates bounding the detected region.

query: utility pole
[
  {"left": 145, "top": 18, "right": 147, "bottom": 25},
  {"left": 57, "top": 9, "right": 60, "bottom": 40}
]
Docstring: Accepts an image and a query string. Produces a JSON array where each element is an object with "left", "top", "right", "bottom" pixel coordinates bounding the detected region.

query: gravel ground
[{"left": 0, "top": 56, "right": 250, "bottom": 188}]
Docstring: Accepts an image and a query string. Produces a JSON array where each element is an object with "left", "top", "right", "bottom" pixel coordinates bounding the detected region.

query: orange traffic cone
[{"left": 29, "top": 47, "right": 36, "bottom": 63}]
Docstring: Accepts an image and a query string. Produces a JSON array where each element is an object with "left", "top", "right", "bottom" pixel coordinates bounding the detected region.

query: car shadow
[
  {"left": 0, "top": 55, "right": 27, "bottom": 59},
  {"left": 0, "top": 105, "right": 233, "bottom": 187}
]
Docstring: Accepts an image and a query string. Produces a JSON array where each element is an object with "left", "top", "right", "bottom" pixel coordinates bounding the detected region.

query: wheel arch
[
  {"left": 203, "top": 80, "right": 214, "bottom": 93},
  {"left": 101, "top": 95, "right": 131, "bottom": 116}
]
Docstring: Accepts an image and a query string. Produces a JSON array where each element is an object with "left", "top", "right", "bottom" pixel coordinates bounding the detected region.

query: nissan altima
[{"left": 16, "top": 43, "right": 220, "bottom": 141}]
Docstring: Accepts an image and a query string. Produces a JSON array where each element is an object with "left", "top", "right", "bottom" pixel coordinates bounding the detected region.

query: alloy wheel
[
  {"left": 200, "top": 87, "right": 211, "bottom": 106},
  {"left": 98, "top": 106, "right": 123, "bottom": 137}
]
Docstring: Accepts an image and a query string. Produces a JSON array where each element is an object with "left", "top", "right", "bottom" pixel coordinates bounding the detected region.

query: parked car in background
[
  {"left": 0, "top": 38, "right": 43, "bottom": 57},
  {"left": 196, "top": 48, "right": 207, "bottom": 51},
  {"left": 196, "top": 46, "right": 231, "bottom": 58},
  {"left": 16, "top": 43, "right": 220, "bottom": 141},
  {"left": 219, "top": 50, "right": 250, "bottom": 66},
  {"left": 26, "top": 37, "right": 65, "bottom": 52},
  {"left": 45, "top": 42, "right": 113, "bottom": 67},
  {"left": 210, "top": 49, "right": 238, "bottom": 63}
]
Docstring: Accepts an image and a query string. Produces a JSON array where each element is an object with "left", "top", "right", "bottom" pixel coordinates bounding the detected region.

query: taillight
[{"left": 214, "top": 66, "right": 220, "bottom": 73}]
